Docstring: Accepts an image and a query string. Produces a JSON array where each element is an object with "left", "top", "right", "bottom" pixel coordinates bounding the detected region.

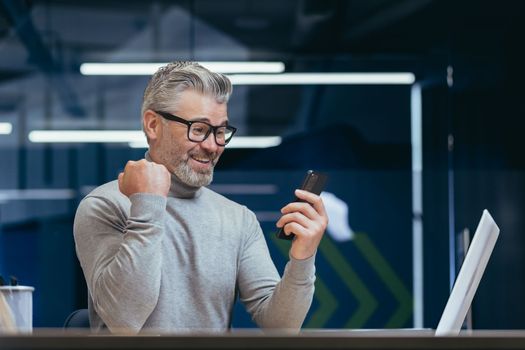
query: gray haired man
[{"left": 74, "top": 62, "right": 328, "bottom": 333}]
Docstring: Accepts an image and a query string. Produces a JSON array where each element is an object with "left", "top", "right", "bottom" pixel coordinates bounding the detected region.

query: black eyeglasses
[{"left": 155, "top": 110, "right": 237, "bottom": 146}]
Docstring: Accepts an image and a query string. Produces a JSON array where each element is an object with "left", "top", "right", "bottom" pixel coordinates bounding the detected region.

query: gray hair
[{"left": 141, "top": 61, "right": 232, "bottom": 117}]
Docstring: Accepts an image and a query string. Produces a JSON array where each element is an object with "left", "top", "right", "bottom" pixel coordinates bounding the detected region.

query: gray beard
[{"left": 173, "top": 159, "right": 214, "bottom": 187}]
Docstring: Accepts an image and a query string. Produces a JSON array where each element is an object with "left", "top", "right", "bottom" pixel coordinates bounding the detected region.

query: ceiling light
[
  {"left": 80, "top": 62, "right": 285, "bottom": 75},
  {"left": 28, "top": 130, "right": 145, "bottom": 143},
  {"left": 0, "top": 122, "right": 13, "bottom": 135},
  {"left": 228, "top": 136, "right": 281, "bottom": 148},
  {"left": 80, "top": 64, "right": 415, "bottom": 85},
  {"left": 0, "top": 189, "right": 75, "bottom": 201},
  {"left": 28, "top": 130, "right": 281, "bottom": 149},
  {"left": 227, "top": 73, "right": 415, "bottom": 85},
  {"left": 129, "top": 136, "right": 281, "bottom": 149}
]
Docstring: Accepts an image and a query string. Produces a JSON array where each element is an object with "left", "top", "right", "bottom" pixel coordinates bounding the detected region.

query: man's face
[{"left": 150, "top": 90, "right": 228, "bottom": 187}]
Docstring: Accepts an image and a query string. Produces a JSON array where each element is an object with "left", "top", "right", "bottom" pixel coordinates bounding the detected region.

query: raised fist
[{"left": 118, "top": 159, "right": 171, "bottom": 197}]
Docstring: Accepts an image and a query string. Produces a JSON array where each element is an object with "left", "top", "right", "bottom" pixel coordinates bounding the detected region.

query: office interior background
[{"left": 0, "top": 0, "right": 524, "bottom": 330}]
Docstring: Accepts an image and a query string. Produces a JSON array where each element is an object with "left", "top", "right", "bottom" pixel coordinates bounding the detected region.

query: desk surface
[{"left": 2, "top": 330, "right": 525, "bottom": 350}]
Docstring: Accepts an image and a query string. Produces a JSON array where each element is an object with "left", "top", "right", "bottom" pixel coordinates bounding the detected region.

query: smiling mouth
[{"left": 190, "top": 155, "right": 212, "bottom": 164}]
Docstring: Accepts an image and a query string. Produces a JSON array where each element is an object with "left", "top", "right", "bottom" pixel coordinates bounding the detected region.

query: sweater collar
[{"left": 145, "top": 151, "right": 202, "bottom": 199}]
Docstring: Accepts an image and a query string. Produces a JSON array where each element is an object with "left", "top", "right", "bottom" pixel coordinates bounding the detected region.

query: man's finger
[
  {"left": 117, "top": 172, "right": 125, "bottom": 193},
  {"left": 295, "top": 189, "right": 327, "bottom": 218},
  {"left": 276, "top": 211, "right": 310, "bottom": 229},
  {"left": 283, "top": 222, "right": 308, "bottom": 237},
  {"left": 281, "top": 201, "right": 319, "bottom": 220}
]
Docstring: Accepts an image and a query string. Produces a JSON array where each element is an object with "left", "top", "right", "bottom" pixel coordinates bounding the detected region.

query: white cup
[{"left": 0, "top": 286, "right": 35, "bottom": 333}]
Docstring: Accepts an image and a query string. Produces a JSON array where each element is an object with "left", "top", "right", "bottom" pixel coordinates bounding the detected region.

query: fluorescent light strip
[
  {"left": 28, "top": 130, "right": 145, "bottom": 143},
  {"left": 80, "top": 64, "right": 414, "bottom": 85},
  {"left": 80, "top": 62, "right": 285, "bottom": 75},
  {"left": 208, "top": 184, "right": 278, "bottom": 195},
  {"left": 129, "top": 136, "right": 281, "bottom": 149},
  {"left": 0, "top": 189, "right": 75, "bottom": 201},
  {"left": 228, "top": 73, "right": 415, "bottom": 85},
  {"left": 0, "top": 122, "right": 13, "bottom": 135},
  {"left": 28, "top": 130, "right": 281, "bottom": 149},
  {"left": 228, "top": 136, "right": 281, "bottom": 148}
]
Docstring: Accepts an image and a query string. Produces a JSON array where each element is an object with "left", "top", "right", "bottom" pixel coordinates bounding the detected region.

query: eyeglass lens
[{"left": 189, "top": 122, "right": 233, "bottom": 145}]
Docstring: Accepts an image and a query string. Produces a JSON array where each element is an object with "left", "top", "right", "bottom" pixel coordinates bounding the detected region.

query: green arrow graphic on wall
[
  {"left": 319, "top": 237, "right": 378, "bottom": 328},
  {"left": 269, "top": 231, "right": 412, "bottom": 328},
  {"left": 270, "top": 234, "right": 338, "bottom": 327},
  {"left": 353, "top": 233, "right": 412, "bottom": 327}
]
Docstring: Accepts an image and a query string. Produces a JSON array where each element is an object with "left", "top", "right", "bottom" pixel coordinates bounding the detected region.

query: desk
[{"left": 2, "top": 330, "right": 525, "bottom": 350}]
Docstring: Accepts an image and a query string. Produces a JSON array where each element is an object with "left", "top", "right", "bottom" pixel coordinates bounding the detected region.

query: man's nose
[{"left": 200, "top": 132, "right": 219, "bottom": 152}]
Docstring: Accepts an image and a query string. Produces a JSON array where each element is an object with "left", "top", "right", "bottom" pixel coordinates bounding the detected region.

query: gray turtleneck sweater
[{"left": 73, "top": 159, "right": 316, "bottom": 333}]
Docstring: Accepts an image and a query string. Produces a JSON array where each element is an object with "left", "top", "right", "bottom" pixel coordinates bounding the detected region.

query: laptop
[
  {"left": 326, "top": 209, "right": 499, "bottom": 336},
  {"left": 434, "top": 209, "right": 500, "bottom": 336},
  {"left": 304, "top": 209, "right": 499, "bottom": 337}
]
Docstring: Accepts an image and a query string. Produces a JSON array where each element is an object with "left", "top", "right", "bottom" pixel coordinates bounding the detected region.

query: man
[{"left": 74, "top": 61, "right": 328, "bottom": 333}]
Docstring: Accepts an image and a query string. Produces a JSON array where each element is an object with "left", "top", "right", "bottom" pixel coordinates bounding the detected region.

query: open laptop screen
[{"left": 435, "top": 210, "right": 500, "bottom": 336}]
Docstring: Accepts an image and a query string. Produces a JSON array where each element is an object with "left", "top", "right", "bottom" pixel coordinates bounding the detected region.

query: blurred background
[{"left": 0, "top": 0, "right": 524, "bottom": 330}]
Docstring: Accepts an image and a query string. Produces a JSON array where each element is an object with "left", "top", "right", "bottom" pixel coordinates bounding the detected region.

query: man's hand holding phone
[{"left": 276, "top": 171, "right": 329, "bottom": 260}]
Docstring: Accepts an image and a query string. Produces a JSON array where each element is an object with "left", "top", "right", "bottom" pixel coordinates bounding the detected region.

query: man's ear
[{"left": 143, "top": 110, "right": 162, "bottom": 141}]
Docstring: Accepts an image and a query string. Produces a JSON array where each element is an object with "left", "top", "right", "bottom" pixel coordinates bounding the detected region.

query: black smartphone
[{"left": 276, "top": 170, "right": 328, "bottom": 240}]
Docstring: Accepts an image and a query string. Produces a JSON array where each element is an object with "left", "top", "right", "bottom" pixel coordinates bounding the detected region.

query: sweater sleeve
[
  {"left": 73, "top": 192, "right": 167, "bottom": 333},
  {"left": 237, "top": 209, "right": 316, "bottom": 330}
]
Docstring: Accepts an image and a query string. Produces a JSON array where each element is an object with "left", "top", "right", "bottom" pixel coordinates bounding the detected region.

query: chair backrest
[{"left": 63, "top": 309, "right": 90, "bottom": 329}]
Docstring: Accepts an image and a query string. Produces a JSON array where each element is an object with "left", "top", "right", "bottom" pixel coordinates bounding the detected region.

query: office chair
[{"left": 63, "top": 309, "right": 90, "bottom": 329}]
